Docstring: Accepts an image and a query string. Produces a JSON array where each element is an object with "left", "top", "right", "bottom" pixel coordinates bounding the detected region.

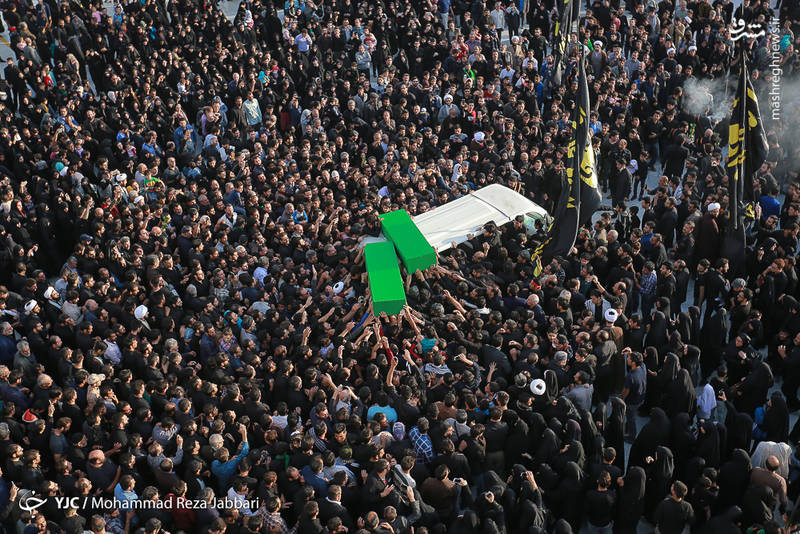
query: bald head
[{"left": 766, "top": 455, "right": 780, "bottom": 472}]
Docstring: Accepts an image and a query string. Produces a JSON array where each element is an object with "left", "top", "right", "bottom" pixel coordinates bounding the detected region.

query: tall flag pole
[
  {"left": 534, "top": 48, "right": 594, "bottom": 268},
  {"left": 572, "top": 0, "right": 580, "bottom": 30},
  {"left": 551, "top": 0, "right": 574, "bottom": 88},
  {"left": 722, "top": 48, "right": 768, "bottom": 276}
]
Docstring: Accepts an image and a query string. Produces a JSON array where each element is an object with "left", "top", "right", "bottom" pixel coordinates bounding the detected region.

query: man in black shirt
[
  {"left": 663, "top": 134, "right": 690, "bottom": 180},
  {"left": 612, "top": 157, "right": 633, "bottom": 207},
  {"left": 644, "top": 111, "right": 665, "bottom": 170},
  {"left": 584, "top": 471, "right": 616, "bottom": 533},
  {"left": 589, "top": 448, "right": 623, "bottom": 490},
  {"left": 657, "top": 261, "right": 677, "bottom": 317},
  {"left": 700, "top": 258, "right": 730, "bottom": 323},
  {"left": 654, "top": 481, "right": 695, "bottom": 534}
]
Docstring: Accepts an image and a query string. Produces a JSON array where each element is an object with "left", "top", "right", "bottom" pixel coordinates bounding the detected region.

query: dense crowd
[{"left": 0, "top": 0, "right": 799, "bottom": 533}]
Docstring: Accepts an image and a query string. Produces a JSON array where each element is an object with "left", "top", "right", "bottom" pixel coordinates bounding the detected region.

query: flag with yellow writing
[
  {"left": 574, "top": 49, "right": 601, "bottom": 225},
  {"left": 727, "top": 52, "right": 768, "bottom": 223},
  {"left": 723, "top": 52, "right": 768, "bottom": 275},
  {"left": 551, "top": 0, "right": 574, "bottom": 87},
  {"left": 539, "top": 50, "right": 593, "bottom": 262}
]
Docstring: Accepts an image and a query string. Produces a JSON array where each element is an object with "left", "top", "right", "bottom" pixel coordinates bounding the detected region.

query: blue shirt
[
  {"left": 114, "top": 484, "right": 139, "bottom": 509},
  {"left": 409, "top": 427, "right": 434, "bottom": 464},
  {"left": 640, "top": 271, "right": 657, "bottom": 297},
  {"left": 295, "top": 33, "right": 312, "bottom": 52},
  {"left": 640, "top": 231, "right": 653, "bottom": 250},
  {"left": 174, "top": 125, "right": 196, "bottom": 147},
  {"left": 367, "top": 404, "right": 398, "bottom": 425},
  {"left": 0, "top": 334, "right": 15, "bottom": 366},
  {"left": 760, "top": 195, "right": 781, "bottom": 222},
  {"left": 420, "top": 338, "right": 437, "bottom": 353},
  {"left": 300, "top": 465, "right": 329, "bottom": 496},
  {"left": 624, "top": 365, "right": 647, "bottom": 406},
  {"left": 142, "top": 142, "right": 161, "bottom": 157},
  {"left": 0, "top": 477, "right": 9, "bottom": 515},
  {"left": 211, "top": 441, "right": 250, "bottom": 490}
]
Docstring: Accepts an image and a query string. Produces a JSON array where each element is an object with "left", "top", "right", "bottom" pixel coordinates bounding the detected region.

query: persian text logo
[
  {"left": 19, "top": 493, "right": 47, "bottom": 513},
  {"left": 730, "top": 18, "right": 766, "bottom": 42}
]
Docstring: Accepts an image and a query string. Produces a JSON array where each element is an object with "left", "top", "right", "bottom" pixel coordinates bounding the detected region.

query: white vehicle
[
  {"left": 360, "top": 184, "right": 551, "bottom": 252},
  {"left": 412, "top": 184, "right": 551, "bottom": 252}
]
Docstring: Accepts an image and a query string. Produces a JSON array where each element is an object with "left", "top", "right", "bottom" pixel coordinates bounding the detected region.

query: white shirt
[
  {"left": 226, "top": 487, "right": 253, "bottom": 515},
  {"left": 104, "top": 339, "right": 122, "bottom": 365},
  {"left": 219, "top": 212, "right": 237, "bottom": 228},
  {"left": 253, "top": 266, "right": 269, "bottom": 286},
  {"left": 522, "top": 57, "right": 538, "bottom": 71}
]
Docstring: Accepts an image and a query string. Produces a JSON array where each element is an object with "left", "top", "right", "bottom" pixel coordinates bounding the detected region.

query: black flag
[
  {"left": 551, "top": 0, "right": 574, "bottom": 88},
  {"left": 574, "top": 52, "right": 601, "bottom": 225},
  {"left": 539, "top": 51, "right": 593, "bottom": 262},
  {"left": 722, "top": 52, "right": 769, "bottom": 276}
]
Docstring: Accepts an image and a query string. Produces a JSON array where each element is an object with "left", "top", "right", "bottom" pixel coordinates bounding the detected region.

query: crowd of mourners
[{"left": 0, "top": 0, "right": 799, "bottom": 532}]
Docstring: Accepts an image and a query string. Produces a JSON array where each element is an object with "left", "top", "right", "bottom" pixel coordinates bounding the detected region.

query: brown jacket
[{"left": 750, "top": 467, "right": 787, "bottom": 505}]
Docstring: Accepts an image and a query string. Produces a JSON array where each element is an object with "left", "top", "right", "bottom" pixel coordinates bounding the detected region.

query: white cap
[
  {"left": 593, "top": 40, "right": 603, "bottom": 48},
  {"left": 115, "top": 173, "right": 127, "bottom": 183},
  {"left": 688, "top": 45, "right": 697, "bottom": 51},
  {"left": 87, "top": 373, "right": 106, "bottom": 386},
  {"left": 444, "top": 94, "right": 453, "bottom": 101},
  {"left": 530, "top": 378, "right": 546, "bottom": 396},
  {"left": 627, "top": 159, "right": 638, "bottom": 172},
  {"left": 474, "top": 131, "right": 485, "bottom": 142},
  {"left": 708, "top": 202, "right": 721, "bottom": 212},
  {"left": 43, "top": 287, "right": 55, "bottom": 299},
  {"left": 134, "top": 305, "right": 148, "bottom": 320},
  {"left": 333, "top": 281, "right": 344, "bottom": 295},
  {"left": 24, "top": 300, "right": 37, "bottom": 313},
  {"left": 604, "top": 308, "right": 619, "bottom": 323},
  {"left": 667, "top": 47, "right": 676, "bottom": 54}
]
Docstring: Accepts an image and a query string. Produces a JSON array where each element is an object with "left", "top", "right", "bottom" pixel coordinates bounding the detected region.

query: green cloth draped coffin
[{"left": 366, "top": 210, "right": 437, "bottom": 315}]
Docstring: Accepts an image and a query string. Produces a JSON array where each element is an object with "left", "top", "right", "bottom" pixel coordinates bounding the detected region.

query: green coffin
[
  {"left": 364, "top": 241, "right": 407, "bottom": 316},
  {"left": 379, "top": 210, "right": 437, "bottom": 273}
]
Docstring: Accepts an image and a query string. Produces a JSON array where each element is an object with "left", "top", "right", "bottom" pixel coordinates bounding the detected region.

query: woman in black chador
[
  {"left": 629, "top": 407, "right": 671, "bottom": 469},
  {"left": 614, "top": 466, "right": 646, "bottom": 534}
]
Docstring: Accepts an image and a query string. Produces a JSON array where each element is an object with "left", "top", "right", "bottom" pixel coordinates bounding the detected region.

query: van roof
[
  {"left": 412, "top": 184, "right": 549, "bottom": 252},
  {"left": 359, "top": 185, "right": 550, "bottom": 253}
]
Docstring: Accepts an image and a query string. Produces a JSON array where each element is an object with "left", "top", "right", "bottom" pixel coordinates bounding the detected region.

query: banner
[
  {"left": 539, "top": 50, "right": 596, "bottom": 262},
  {"left": 574, "top": 52, "right": 601, "bottom": 225},
  {"left": 722, "top": 52, "right": 769, "bottom": 276},
  {"left": 551, "top": 0, "right": 574, "bottom": 87}
]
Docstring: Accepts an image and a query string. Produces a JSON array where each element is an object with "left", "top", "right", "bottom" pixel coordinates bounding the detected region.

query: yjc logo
[{"left": 19, "top": 492, "right": 47, "bottom": 513}]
